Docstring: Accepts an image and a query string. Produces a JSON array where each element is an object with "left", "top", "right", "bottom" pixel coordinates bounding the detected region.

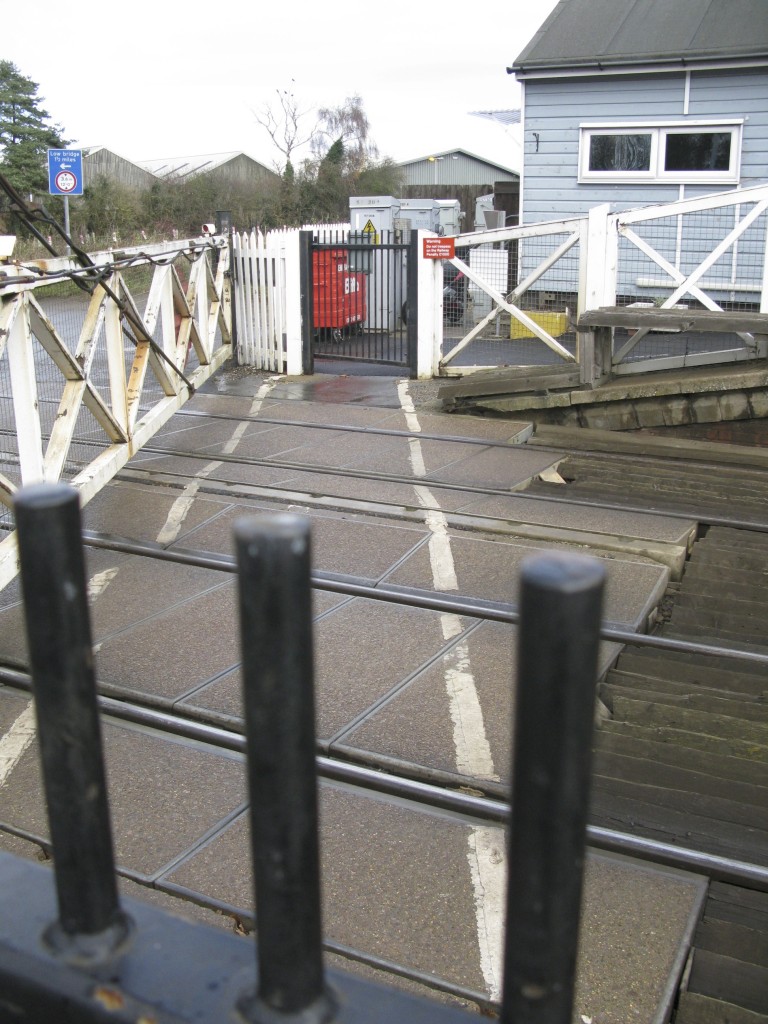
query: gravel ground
[{"left": 397, "top": 375, "right": 446, "bottom": 411}]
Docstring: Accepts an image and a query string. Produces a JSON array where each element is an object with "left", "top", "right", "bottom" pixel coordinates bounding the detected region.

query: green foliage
[
  {"left": 77, "top": 175, "right": 142, "bottom": 237},
  {"left": 0, "top": 60, "right": 68, "bottom": 196},
  {"left": 353, "top": 159, "right": 405, "bottom": 200}
]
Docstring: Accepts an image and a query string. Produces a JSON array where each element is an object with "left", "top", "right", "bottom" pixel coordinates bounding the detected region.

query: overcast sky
[{"left": 6, "top": 0, "right": 559, "bottom": 173}]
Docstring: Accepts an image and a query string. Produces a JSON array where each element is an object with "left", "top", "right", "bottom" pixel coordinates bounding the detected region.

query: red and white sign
[
  {"left": 422, "top": 237, "right": 455, "bottom": 260},
  {"left": 55, "top": 170, "right": 78, "bottom": 193}
]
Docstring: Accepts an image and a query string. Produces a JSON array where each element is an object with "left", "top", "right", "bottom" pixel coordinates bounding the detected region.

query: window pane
[
  {"left": 664, "top": 132, "right": 731, "bottom": 171},
  {"left": 589, "top": 134, "right": 652, "bottom": 171}
]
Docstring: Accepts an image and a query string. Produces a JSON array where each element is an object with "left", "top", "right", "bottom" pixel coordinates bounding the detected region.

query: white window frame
[{"left": 578, "top": 120, "right": 743, "bottom": 184}]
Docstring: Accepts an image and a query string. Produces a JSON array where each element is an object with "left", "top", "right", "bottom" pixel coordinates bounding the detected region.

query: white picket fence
[
  {"left": 232, "top": 224, "right": 350, "bottom": 375},
  {"left": 232, "top": 228, "right": 300, "bottom": 375}
]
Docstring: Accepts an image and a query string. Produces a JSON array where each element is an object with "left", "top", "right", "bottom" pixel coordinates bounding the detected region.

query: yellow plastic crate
[{"left": 510, "top": 311, "right": 569, "bottom": 339}]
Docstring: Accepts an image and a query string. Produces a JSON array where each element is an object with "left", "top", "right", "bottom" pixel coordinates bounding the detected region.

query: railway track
[
  {"left": 1, "top": 404, "right": 767, "bottom": 1020},
  {"left": 524, "top": 431, "right": 768, "bottom": 1022}
]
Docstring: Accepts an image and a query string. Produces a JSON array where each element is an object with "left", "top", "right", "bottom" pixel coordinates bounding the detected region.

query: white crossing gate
[{"left": 232, "top": 228, "right": 301, "bottom": 374}]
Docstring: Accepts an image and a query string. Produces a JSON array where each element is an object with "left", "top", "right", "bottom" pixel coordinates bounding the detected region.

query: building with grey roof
[
  {"left": 83, "top": 147, "right": 158, "bottom": 191},
  {"left": 82, "top": 149, "right": 276, "bottom": 192},
  {"left": 508, "top": 0, "right": 768, "bottom": 223},
  {"left": 398, "top": 148, "right": 518, "bottom": 190},
  {"left": 397, "top": 148, "right": 520, "bottom": 231},
  {"left": 136, "top": 152, "right": 275, "bottom": 186}
]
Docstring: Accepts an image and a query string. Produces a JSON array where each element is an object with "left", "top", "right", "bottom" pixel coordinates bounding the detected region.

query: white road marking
[
  {"left": 0, "top": 561, "right": 121, "bottom": 786},
  {"left": 155, "top": 375, "right": 283, "bottom": 545},
  {"left": 0, "top": 376, "right": 284, "bottom": 792},
  {"left": 87, "top": 566, "right": 120, "bottom": 602},
  {"left": 397, "top": 380, "right": 505, "bottom": 1001},
  {"left": 0, "top": 704, "right": 36, "bottom": 789},
  {"left": 155, "top": 460, "right": 221, "bottom": 546},
  {"left": 467, "top": 826, "right": 506, "bottom": 1001}
]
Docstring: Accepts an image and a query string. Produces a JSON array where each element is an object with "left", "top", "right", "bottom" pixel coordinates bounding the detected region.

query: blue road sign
[{"left": 48, "top": 149, "right": 84, "bottom": 196}]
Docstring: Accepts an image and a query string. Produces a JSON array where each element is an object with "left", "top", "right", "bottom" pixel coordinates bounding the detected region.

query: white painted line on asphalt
[
  {"left": 155, "top": 462, "right": 220, "bottom": 546},
  {"left": 0, "top": 376, "right": 285, "bottom": 803},
  {"left": 397, "top": 380, "right": 505, "bottom": 1001},
  {"left": 468, "top": 825, "right": 506, "bottom": 1002},
  {"left": 156, "top": 375, "right": 283, "bottom": 545},
  {"left": 416, "top": 487, "right": 459, "bottom": 592},
  {"left": 0, "top": 703, "right": 36, "bottom": 789},
  {"left": 87, "top": 566, "right": 120, "bottom": 602},
  {"left": 0, "top": 563, "right": 121, "bottom": 783}
]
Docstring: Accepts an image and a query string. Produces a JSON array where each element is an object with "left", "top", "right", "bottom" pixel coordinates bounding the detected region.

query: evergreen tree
[{"left": 0, "top": 60, "right": 68, "bottom": 196}]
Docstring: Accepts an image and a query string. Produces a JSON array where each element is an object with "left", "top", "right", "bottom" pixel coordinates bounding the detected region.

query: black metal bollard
[
  {"left": 501, "top": 552, "right": 605, "bottom": 1024},
  {"left": 234, "top": 512, "right": 336, "bottom": 1024},
  {"left": 13, "top": 483, "right": 132, "bottom": 961}
]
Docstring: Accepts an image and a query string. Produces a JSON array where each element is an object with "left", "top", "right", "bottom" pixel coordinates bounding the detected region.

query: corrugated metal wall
[
  {"left": 400, "top": 153, "right": 518, "bottom": 188},
  {"left": 83, "top": 149, "right": 157, "bottom": 191}
]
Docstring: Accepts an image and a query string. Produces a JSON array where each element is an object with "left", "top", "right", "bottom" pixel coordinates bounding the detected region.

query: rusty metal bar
[
  {"left": 13, "top": 482, "right": 132, "bottom": 959},
  {"left": 501, "top": 552, "right": 605, "bottom": 1024}
]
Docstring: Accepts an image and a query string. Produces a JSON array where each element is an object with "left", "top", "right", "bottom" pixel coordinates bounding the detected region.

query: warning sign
[
  {"left": 361, "top": 218, "right": 379, "bottom": 243},
  {"left": 47, "top": 149, "right": 84, "bottom": 196},
  {"left": 423, "top": 237, "right": 455, "bottom": 260}
]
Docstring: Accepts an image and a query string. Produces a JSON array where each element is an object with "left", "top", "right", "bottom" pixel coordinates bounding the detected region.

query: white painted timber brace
[
  {"left": 436, "top": 183, "right": 767, "bottom": 382},
  {"left": 0, "top": 237, "right": 232, "bottom": 590}
]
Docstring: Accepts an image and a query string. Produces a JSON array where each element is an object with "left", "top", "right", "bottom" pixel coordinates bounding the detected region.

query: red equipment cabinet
[{"left": 312, "top": 248, "right": 367, "bottom": 333}]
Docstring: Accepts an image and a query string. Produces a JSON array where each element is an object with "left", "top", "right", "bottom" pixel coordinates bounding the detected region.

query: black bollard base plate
[{"left": 0, "top": 851, "right": 479, "bottom": 1023}]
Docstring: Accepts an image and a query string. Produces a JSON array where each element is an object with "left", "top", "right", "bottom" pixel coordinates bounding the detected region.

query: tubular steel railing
[{"left": 0, "top": 482, "right": 605, "bottom": 1024}]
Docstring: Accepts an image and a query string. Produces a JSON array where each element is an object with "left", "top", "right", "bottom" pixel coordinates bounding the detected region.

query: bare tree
[
  {"left": 312, "top": 95, "right": 378, "bottom": 174},
  {"left": 253, "top": 83, "right": 318, "bottom": 170}
]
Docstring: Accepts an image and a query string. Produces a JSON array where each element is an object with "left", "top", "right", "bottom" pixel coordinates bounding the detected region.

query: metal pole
[
  {"left": 234, "top": 512, "right": 335, "bottom": 1024},
  {"left": 63, "top": 195, "right": 71, "bottom": 255},
  {"left": 13, "top": 483, "right": 131, "bottom": 958},
  {"left": 299, "top": 230, "right": 315, "bottom": 376},
  {"left": 501, "top": 552, "right": 605, "bottom": 1024},
  {"left": 407, "top": 232, "right": 419, "bottom": 377}
]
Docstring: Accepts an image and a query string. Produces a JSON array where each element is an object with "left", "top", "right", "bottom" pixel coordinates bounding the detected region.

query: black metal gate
[{"left": 302, "top": 230, "right": 418, "bottom": 375}]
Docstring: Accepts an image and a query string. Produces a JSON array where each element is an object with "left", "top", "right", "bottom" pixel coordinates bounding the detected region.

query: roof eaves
[{"left": 510, "top": 50, "right": 768, "bottom": 75}]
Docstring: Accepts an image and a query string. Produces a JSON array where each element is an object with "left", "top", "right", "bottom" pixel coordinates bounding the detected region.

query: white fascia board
[{"left": 514, "top": 57, "right": 768, "bottom": 80}]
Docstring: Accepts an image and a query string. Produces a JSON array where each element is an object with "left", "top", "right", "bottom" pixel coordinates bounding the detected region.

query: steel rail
[
  {"left": 175, "top": 405, "right": 768, "bottom": 471},
  {"left": 1, "top": 435, "right": 766, "bottom": 536},
  {"left": 0, "top": 665, "right": 764, "bottom": 895},
  {"left": 2, "top": 416, "right": 767, "bottom": 530},
  {"left": 3, "top": 516, "right": 768, "bottom": 666},
  {"left": 118, "top": 451, "right": 768, "bottom": 534},
  {"left": 174, "top": 407, "right": 530, "bottom": 449},
  {"left": 7, "top": 396, "right": 767, "bottom": 474},
  {"left": 72, "top": 528, "right": 768, "bottom": 668}
]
